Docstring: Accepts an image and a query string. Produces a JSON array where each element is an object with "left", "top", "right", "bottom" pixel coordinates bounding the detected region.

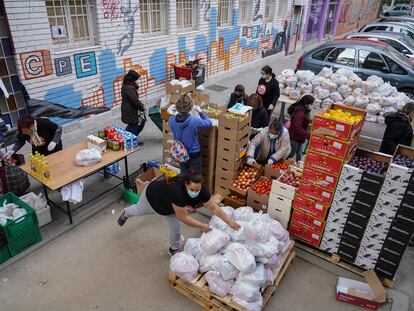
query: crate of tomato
[
  {"left": 247, "top": 177, "right": 272, "bottom": 212},
  {"left": 264, "top": 159, "right": 293, "bottom": 179}
]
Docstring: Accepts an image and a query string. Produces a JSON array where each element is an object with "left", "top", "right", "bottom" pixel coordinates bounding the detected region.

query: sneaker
[
  {"left": 117, "top": 210, "right": 128, "bottom": 226},
  {"left": 168, "top": 247, "right": 182, "bottom": 256},
  {"left": 138, "top": 141, "right": 144, "bottom": 147}
]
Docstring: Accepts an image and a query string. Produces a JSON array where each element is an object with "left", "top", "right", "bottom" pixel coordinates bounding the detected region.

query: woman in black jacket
[
  {"left": 5, "top": 116, "right": 63, "bottom": 158},
  {"left": 256, "top": 65, "right": 280, "bottom": 119},
  {"left": 379, "top": 102, "right": 414, "bottom": 155},
  {"left": 121, "top": 70, "right": 146, "bottom": 145},
  {"left": 227, "top": 84, "right": 249, "bottom": 109},
  {"left": 247, "top": 93, "right": 269, "bottom": 138}
]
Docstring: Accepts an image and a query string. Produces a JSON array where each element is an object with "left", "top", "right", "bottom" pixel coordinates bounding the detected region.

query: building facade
[
  {"left": 303, "top": 0, "right": 381, "bottom": 44},
  {"left": 1, "top": 0, "right": 306, "bottom": 127}
]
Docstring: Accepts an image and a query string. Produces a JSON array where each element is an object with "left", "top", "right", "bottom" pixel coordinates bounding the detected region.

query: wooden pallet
[
  {"left": 294, "top": 240, "right": 395, "bottom": 288},
  {"left": 169, "top": 244, "right": 296, "bottom": 310}
]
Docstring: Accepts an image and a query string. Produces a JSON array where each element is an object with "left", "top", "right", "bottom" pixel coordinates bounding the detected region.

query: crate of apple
[
  {"left": 231, "top": 167, "right": 259, "bottom": 192},
  {"left": 279, "top": 171, "right": 301, "bottom": 188},
  {"left": 252, "top": 177, "right": 272, "bottom": 195}
]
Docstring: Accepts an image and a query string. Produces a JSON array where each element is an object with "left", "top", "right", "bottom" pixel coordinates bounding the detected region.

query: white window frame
[
  {"left": 238, "top": 0, "right": 252, "bottom": 24},
  {"left": 140, "top": 0, "right": 169, "bottom": 37},
  {"left": 264, "top": 0, "right": 274, "bottom": 20},
  {"left": 217, "top": 0, "right": 233, "bottom": 27},
  {"left": 176, "top": 0, "right": 198, "bottom": 33},
  {"left": 277, "top": 0, "right": 289, "bottom": 17},
  {"left": 45, "top": 0, "right": 98, "bottom": 50}
]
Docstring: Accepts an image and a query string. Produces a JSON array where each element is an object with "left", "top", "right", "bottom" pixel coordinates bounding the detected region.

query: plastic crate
[
  {"left": 173, "top": 65, "right": 192, "bottom": 80},
  {"left": 123, "top": 188, "right": 140, "bottom": 205},
  {"left": 123, "top": 164, "right": 148, "bottom": 193},
  {"left": 0, "top": 245, "right": 10, "bottom": 264},
  {"left": 0, "top": 193, "right": 39, "bottom": 239},
  {"left": 7, "top": 225, "right": 42, "bottom": 257}
]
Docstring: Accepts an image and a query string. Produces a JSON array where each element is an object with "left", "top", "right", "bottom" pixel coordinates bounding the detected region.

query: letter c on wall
[{"left": 20, "top": 50, "right": 53, "bottom": 80}]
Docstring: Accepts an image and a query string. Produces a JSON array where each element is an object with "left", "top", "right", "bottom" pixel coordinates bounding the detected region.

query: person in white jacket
[{"left": 246, "top": 120, "right": 291, "bottom": 165}]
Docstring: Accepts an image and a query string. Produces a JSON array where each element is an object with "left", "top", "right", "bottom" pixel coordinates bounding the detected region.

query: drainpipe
[{"left": 331, "top": 0, "right": 344, "bottom": 36}]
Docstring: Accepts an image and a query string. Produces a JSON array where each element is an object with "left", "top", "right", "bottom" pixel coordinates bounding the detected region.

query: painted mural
[
  {"left": 17, "top": 2, "right": 289, "bottom": 125},
  {"left": 336, "top": 0, "right": 381, "bottom": 35}
]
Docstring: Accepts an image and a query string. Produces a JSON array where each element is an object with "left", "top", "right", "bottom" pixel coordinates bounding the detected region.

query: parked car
[
  {"left": 379, "top": 15, "right": 414, "bottom": 25},
  {"left": 345, "top": 31, "right": 414, "bottom": 60},
  {"left": 358, "top": 22, "right": 414, "bottom": 40},
  {"left": 296, "top": 39, "right": 414, "bottom": 98},
  {"left": 382, "top": 4, "right": 410, "bottom": 16}
]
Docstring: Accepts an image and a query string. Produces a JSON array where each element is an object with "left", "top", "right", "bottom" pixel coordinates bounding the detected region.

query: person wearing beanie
[
  {"left": 168, "top": 94, "right": 212, "bottom": 175},
  {"left": 246, "top": 119, "right": 291, "bottom": 166},
  {"left": 380, "top": 102, "right": 414, "bottom": 155},
  {"left": 121, "top": 70, "right": 146, "bottom": 146}
]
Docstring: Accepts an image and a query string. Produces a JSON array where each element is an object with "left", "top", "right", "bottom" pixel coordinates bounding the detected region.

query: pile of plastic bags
[
  {"left": 170, "top": 206, "right": 292, "bottom": 311},
  {"left": 277, "top": 68, "right": 411, "bottom": 123},
  {"left": 0, "top": 199, "right": 27, "bottom": 226}
]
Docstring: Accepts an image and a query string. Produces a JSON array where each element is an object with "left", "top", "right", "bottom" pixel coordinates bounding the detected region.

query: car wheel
[
  {"left": 384, "top": 12, "right": 390, "bottom": 16},
  {"left": 400, "top": 88, "right": 414, "bottom": 99}
]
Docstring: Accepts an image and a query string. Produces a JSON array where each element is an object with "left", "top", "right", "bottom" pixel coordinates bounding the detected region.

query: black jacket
[
  {"left": 227, "top": 92, "right": 249, "bottom": 109},
  {"left": 251, "top": 106, "right": 269, "bottom": 129},
  {"left": 256, "top": 77, "right": 280, "bottom": 110},
  {"left": 380, "top": 112, "right": 413, "bottom": 155},
  {"left": 121, "top": 83, "right": 145, "bottom": 125}
]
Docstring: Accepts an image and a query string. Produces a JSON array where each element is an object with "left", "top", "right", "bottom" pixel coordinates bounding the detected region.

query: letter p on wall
[{"left": 20, "top": 50, "right": 53, "bottom": 80}]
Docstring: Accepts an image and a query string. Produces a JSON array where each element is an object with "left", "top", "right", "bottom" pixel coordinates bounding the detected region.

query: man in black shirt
[{"left": 118, "top": 173, "right": 240, "bottom": 255}]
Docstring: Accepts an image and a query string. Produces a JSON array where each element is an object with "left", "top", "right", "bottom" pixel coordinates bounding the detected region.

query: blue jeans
[
  {"left": 125, "top": 121, "right": 145, "bottom": 137},
  {"left": 179, "top": 154, "right": 202, "bottom": 176},
  {"left": 289, "top": 139, "right": 305, "bottom": 162}
]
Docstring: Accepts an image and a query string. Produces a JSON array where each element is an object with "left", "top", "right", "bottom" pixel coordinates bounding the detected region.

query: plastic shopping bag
[
  {"left": 170, "top": 252, "right": 199, "bottom": 280},
  {"left": 238, "top": 263, "right": 267, "bottom": 287},
  {"left": 214, "top": 256, "right": 239, "bottom": 281},
  {"left": 184, "top": 238, "right": 202, "bottom": 258},
  {"left": 200, "top": 229, "right": 231, "bottom": 255},
  {"left": 224, "top": 244, "right": 256, "bottom": 274},
  {"left": 205, "top": 271, "right": 234, "bottom": 296},
  {"left": 230, "top": 279, "right": 262, "bottom": 302},
  {"left": 75, "top": 149, "right": 102, "bottom": 166}
]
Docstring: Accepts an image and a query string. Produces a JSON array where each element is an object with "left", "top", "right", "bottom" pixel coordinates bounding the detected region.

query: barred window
[
  {"left": 264, "top": 0, "right": 274, "bottom": 20},
  {"left": 45, "top": 0, "right": 98, "bottom": 50},
  {"left": 176, "top": 0, "right": 198, "bottom": 33},
  {"left": 140, "top": 0, "right": 169, "bottom": 36},
  {"left": 217, "top": 0, "right": 233, "bottom": 27},
  {"left": 238, "top": 0, "right": 252, "bottom": 24}
]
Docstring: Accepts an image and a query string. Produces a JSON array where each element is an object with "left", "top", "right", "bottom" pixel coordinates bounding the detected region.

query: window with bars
[
  {"left": 264, "top": 0, "right": 274, "bottom": 20},
  {"left": 238, "top": 0, "right": 251, "bottom": 24},
  {"left": 217, "top": 0, "right": 233, "bottom": 27},
  {"left": 176, "top": 0, "right": 198, "bottom": 33},
  {"left": 45, "top": 0, "right": 98, "bottom": 50},
  {"left": 140, "top": 0, "right": 168, "bottom": 36}
]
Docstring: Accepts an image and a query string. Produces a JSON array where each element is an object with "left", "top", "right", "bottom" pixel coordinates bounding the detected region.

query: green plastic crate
[
  {"left": 123, "top": 188, "right": 140, "bottom": 204},
  {"left": 0, "top": 245, "right": 10, "bottom": 264},
  {"left": 0, "top": 193, "right": 39, "bottom": 239},
  {"left": 8, "top": 225, "right": 42, "bottom": 257}
]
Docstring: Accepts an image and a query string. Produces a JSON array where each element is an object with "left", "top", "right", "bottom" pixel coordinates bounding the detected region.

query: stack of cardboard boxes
[
  {"left": 291, "top": 104, "right": 366, "bottom": 247},
  {"left": 215, "top": 113, "right": 251, "bottom": 197}
]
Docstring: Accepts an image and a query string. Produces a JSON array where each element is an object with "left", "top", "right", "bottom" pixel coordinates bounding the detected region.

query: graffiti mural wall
[
  {"left": 336, "top": 0, "right": 381, "bottom": 35},
  {"left": 3, "top": 0, "right": 294, "bottom": 125}
]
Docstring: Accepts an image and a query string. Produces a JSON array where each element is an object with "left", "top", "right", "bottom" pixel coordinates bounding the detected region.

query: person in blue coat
[{"left": 168, "top": 94, "right": 212, "bottom": 175}]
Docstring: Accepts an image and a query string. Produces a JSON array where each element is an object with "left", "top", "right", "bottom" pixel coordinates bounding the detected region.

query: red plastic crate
[
  {"left": 293, "top": 194, "right": 329, "bottom": 220},
  {"left": 172, "top": 65, "right": 192, "bottom": 80},
  {"left": 291, "top": 209, "right": 326, "bottom": 234},
  {"left": 301, "top": 167, "right": 338, "bottom": 191}
]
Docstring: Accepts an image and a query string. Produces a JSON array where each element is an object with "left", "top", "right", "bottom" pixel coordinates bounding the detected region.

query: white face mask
[
  {"left": 187, "top": 189, "right": 200, "bottom": 198},
  {"left": 268, "top": 133, "right": 278, "bottom": 140},
  {"left": 261, "top": 74, "right": 267, "bottom": 79}
]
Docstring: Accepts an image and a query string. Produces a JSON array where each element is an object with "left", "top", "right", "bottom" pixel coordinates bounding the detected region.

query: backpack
[{"left": 170, "top": 123, "right": 190, "bottom": 163}]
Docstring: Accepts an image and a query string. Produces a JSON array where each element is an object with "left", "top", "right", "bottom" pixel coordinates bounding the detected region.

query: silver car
[
  {"left": 358, "top": 22, "right": 414, "bottom": 40},
  {"left": 345, "top": 31, "right": 414, "bottom": 60},
  {"left": 297, "top": 39, "right": 414, "bottom": 98},
  {"left": 379, "top": 15, "right": 414, "bottom": 25}
]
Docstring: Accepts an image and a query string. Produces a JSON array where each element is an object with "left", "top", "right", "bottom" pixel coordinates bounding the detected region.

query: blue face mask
[
  {"left": 268, "top": 133, "right": 278, "bottom": 140},
  {"left": 188, "top": 189, "right": 201, "bottom": 198}
]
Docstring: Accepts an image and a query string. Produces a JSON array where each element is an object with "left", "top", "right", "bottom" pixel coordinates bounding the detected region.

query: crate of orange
[
  {"left": 264, "top": 159, "right": 293, "bottom": 179},
  {"left": 247, "top": 176, "right": 272, "bottom": 212}
]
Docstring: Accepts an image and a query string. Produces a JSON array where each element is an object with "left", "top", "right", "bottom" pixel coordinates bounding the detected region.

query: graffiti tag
[{"left": 100, "top": 0, "right": 121, "bottom": 21}]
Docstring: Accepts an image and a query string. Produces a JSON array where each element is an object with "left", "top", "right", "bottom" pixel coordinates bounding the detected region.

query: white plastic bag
[
  {"left": 256, "top": 252, "right": 281, "bottom": 267},
  {"left": 375, "top": 82, "right": 393, "bottom": 96},
  {"left": 296, "top": 70, "right": 315, "bottom": 83},
  {"left": 330, "top": 91, "right": 343, "bottom": 102},
  {"left": 19, "top": 192, "right": 47, "bottom": 211},
  {"left": 381, "top": 96, "right": 396, "bottom": 107},
  {"left": 322, "top": 80, "right": 337, "bottom": 92},
  {"left": 354, "top": 95, "right": 369, "bottom": 109},
  {"left": 352, "top": 88, "right": 362, "bottom": 97},
  {"left": 199, "top": 253, "right": 221, "bottom": 272},
  {"left": 336, "top": 68, "right": 353, "bottom": 78},
  {"left": 344, "top": 95, "right": 355, "bottom": 106},
  {"left": 224, "top": 244, "right": 256, "bottom": 273},
  {"left": 367, "top": 75, "right": 384, "bottom": 87},
  {"left": 347, "top": 74, "right": 362, "bottom": 89},
  {"left": 233, "top": 206, "right": 254, "bottom": 222},
  {"left": 314, "top": 87, "right": 330, "bottom": 99},
  {"left": 184, "top": 238, "right": 202, "bottom": 258},
  {"left": 311, "top": 76, "right": 326, "bottom": 88},
  {"left": 286, "top": 76, "right": 298, "bottom": 88},
  {"left": 205, "top": 271, "right": 234, "bottom": 296},
  {"left": 170, "top": 252, "right": 199, "bottom": 280},
  {"left": 283, "top": 86, "right": 293, "bottom": 96},
  {"left": 227, "top": 221, "right": 248, "bottom": 243},
  {"left": 214, "top": 256, "right": 239, "bottom": 281},
  {"left": 369, "top": 92, "right": 382, "bottom": 106},
  {"left": 200, "top": 229, "right": 231, "bottom": 255},
  {"left": 221, "top": 206, "right": 235, "bottom": 218},
  {"left": 246, "top": 235, "right": 281, "bottom": 258},
  {"left": 366, "top": 103, "right": 381, "bottom": 114},
  {"left": 244, "top": 218, "right": 270, "bottom": 243},
  {"left": 281, "top": 69, "right": 295, "bottom": 78},
  {"left": 298, "top": 82, "right": 313, "bottom": 95},
  {"left": 276, "top": 75, "right": 286, "bottom": 84},
  {"left": 230, "top": 279, "right": 262, "bottom": 302},
  {"left": 318, "top": 67, "right": 333, "bottom": 78},
  {"left": 338, "top": 85, "right": 352, "bottom": 98},
  {"left": 75, "top": 149, "right": 102, "bottom": 166},
  {"left": 365, "top": 113, "right": 378, "bottom": 123},
  {"left": 380, "top": 106, "right": 397, "bottom": 115},
  {"left": 238, "top": 264, "right": 267, "bottom": 287},
  {"left": 331, "top": 73, "right": 348, "bottom": 86},
  {"left": 289, "top": 89, "right": 301, "bottom": 100},
  {"left": 322, "top": 98, "right": 334, "bottom": 110},
  {"left": 209, "top": 215, "right": 228, "bottom": 231}
]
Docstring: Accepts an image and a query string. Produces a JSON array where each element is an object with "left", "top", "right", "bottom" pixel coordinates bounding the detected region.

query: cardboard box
[
  {"left": 228, "top": 162, "right": 263, "bottom": 198},
  {"left": 218, "top": 113, "right": 251, "bottom": 132},
  {"left": 165, "top": 79, "right": 195, "bottom": 95},
  {"left": 305, "top": 150, "right": 345, "bottom": 176},
  {"left": 293, "top": 194, "right": 329, "bottom": 220},
  {"left": 268, "top": 192, "right": 293, "bottom": 229},
  {"left": 215, "top": 175, "right": 231, "bottom": 196},
  {"left": 309, "top": 133, "right": 358, "bottom": 159},
  {"left": 264, "top": 159, "right": 293, "bottom": 179},
  {"left": 135, "top": 168, "right": 164, "bottom": 195},
  {"left": 311, "top": 103, "right": 366, "bottom": 141},
  {"left": 216, "top": 153, "right": 244, "bottom": 172},
  {"left": 301, "top": 167, "right": 338, "bottom": 192},
  {"left": 291, "top": 209, "right": 325, "bottom": 234},
  {"left": 192, "top": 91, "right": 209, "bottom": 106},
  {"left": 224, "top": 195, "right": 246, "bottom": 209},
  {"left": 336, "top": 271, "right": 387, "bottom": 310},
  {"left": 297, "top": 181, "right": 334, "bottom": 206},
  {"left": 289, "top": 222, "right": 322, "bottom": 247},
  {"left": 271, "top": 165, "right": 303, "bottom": 200}
]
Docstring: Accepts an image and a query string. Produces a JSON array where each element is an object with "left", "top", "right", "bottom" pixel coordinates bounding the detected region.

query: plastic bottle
[{"left": 43, "top": 160, "right": 51, "bottom": 181}]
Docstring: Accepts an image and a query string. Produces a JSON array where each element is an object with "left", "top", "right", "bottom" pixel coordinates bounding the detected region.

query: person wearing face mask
[
  {"left": 4, "top": 116, "right": 63, "bottom": 160},
  {"left": 246, "top": 119, "right": 291, "bottom": 166},
  {"left": 256, "top": 65, "right": 280, "bottom": 119},
  {"left": 227, "top": 84, "right": 249, "bottom": 109},
  {"left": 379, "top": 102, "right": 414, "bottom": 155},
  {"left": 117, "top": 171, "right": 240, "bottom": 255},
  {"left": 247, "top": 93, "right": 269, "bottom": 138}
]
